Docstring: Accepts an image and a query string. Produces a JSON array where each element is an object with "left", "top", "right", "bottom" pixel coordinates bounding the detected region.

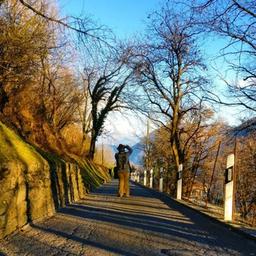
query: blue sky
[
  {"left": 58, "top": 0, "right": 244, "bottom": 145},
  {"left": 59, "top": 0, "right": 160, "bottom": 39},
  {"left": 58, "top": 0, "right": 162, "bottom": 145}
]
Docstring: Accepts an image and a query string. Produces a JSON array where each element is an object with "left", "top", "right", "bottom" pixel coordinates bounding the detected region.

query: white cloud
[{"left": 100, "top": 111, "right": 148, "bottom": 146}]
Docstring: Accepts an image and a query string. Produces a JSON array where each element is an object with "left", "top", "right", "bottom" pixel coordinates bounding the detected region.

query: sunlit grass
[
  {"left": 0, "top": 121, "right": 109, "bottom": 190},
  {"left": 0, "top": 122, "right": 45, "bottom": 168}
]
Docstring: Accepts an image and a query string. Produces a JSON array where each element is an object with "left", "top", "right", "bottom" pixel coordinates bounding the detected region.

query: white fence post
[
  {"left": 224, "top": 154, "right": 234, "bottom": 222},
  {"left": 136, "top": 172, "right": 140, "bottom": 182},
  {"left": 144, "top": 170, "right": 147, "bottom": 186},
  {"left": 176, "top": 164, "right": 183, "bottom": 200},
  {"left": 150, "top": 169, "right": 153, "bottom": 188},
  {"left": 159, "top": 167, "right": 163, "bottom": 192}
]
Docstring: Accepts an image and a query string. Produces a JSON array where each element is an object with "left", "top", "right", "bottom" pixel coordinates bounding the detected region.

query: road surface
[{"left": 1, "top": 180, "right": 256, "bottom": 256}]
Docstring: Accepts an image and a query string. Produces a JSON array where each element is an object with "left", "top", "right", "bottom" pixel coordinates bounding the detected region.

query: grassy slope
[
  {"left": 0, "top": 121, "right": 109, "bottom": 190},
  {"left": 70, "top": 155, "right": 110, "bottom": 190},
  {"left": 0, "top": 122, "right": 45, "bottom": 168}
]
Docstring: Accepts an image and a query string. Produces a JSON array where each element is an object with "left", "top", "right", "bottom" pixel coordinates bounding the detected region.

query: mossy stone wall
[{"left": 0, "top": 122, "right": 108, "bottom": 239}]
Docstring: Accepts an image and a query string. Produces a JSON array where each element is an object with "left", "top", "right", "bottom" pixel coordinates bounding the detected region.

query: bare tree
[
  {"left": 0, "top": 0, "right": 113, "bottom": 113},
  {"left": 235, "top": 135, "right": 256, "bottom": 221},
  {"left": 0, "top": 0, "right": 51, "bottom": 112},
  {"left": 38, "top": 61, "right": 81, "bottom": 147},
  {"left": 128, "top": 3, "right": 208, "bottom": 176},
  {"left": 196, "top": 0, "right": 256, "bottom": 112},
  {"left": 17, "top": 0, "right": 112, "bottom": 46},
  {"left": 81, "top": 50, "right": 133, "bottom": 160},
  {"left": 77, "top": 76, "right": 92, "bottom": 156}
]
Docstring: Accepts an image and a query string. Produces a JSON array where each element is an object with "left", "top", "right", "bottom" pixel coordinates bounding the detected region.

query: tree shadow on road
[
  {"left": 3, "top": 180, "right": 255, "bottom": 256},
  {"left": 85, "top": 180, "right": 256, "bottom": 255},
  {"left": 29, "top": 223, "right": 139, "bottom": 256}
]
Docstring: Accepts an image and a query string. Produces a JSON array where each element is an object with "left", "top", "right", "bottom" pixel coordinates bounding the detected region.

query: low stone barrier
[{"left": 0, "top": 122, "right": 108, "bottom": 238}]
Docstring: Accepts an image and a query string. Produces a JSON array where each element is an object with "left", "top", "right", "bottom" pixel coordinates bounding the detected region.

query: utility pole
[
  {"left": 144, "top": 118, "right": 150, "bottom": 186},
  {"left": 146, "top": 118, "right": 150, "bottom": 171},
  {"left": 101, "top": 141, "right": 104, "bottom": 166},
  {"left": 206, "top": 141, "right": 221, "bottom": 207}
]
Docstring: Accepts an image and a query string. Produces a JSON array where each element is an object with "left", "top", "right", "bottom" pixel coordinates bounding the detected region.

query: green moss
[
  {"left": 0, "top": 121, "right": 109, "bottom": 191},
  {"left": 0, "top": 122, "right": 45, "bottom": 168},
  {"left": 72, "top": 156, "right": 109, "bottom": 190}
]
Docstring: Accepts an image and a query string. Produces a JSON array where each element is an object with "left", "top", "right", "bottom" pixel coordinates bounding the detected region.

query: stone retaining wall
[
  {"left": 0, "top": 159, "right": 88, "bottom": 238},
  {"left": 0, "top": 122, "right": 106, "bottom": 239}
]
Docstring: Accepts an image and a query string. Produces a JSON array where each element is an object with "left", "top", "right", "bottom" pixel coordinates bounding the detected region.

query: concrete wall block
[
  {"left": 69, "top": 164, "right": 79, "bottom": 202},
  {"left": 76, "top": 166, "right": 87, "bottom": 199},
  {"left": 0, "top": 158, "right": 89, "bottom": 239},
  {"left": 65, "top": 162, "right": 72, "bottom": 203},
  {"left": 27, "top": 161, "right": 55, "bottom": 221},
  {"left": 16, "top": 180, "right": 27, "bottom": 228},
  {"left": 0, "top": 163, "right": 28, "bottom": 238},
  {"left": 56, "top": 164, "right": 65, "bottom": 207}
]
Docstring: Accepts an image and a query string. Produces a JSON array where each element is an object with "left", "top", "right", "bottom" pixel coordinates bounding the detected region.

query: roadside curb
[{"left": 131, "top": 180, "right": 256, "bottom": 244}]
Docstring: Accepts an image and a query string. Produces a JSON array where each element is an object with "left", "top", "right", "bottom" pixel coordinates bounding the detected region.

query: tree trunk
[
  {"left": 88, "top": 129, "right": 97, "bottom": 160},
  {"left": 0, "top": 85, "right": 8, "bottom": 112}
]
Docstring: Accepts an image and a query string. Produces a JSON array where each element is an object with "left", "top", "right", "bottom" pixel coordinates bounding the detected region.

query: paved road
[{"left": 1, "top": 180, "right": 256, "bottom": 256}]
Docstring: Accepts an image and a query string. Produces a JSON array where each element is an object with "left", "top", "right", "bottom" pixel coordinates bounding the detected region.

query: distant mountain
[
  {"left": 104, "top": 131, "right": 156, "bottom": 167},
  {"left": 130, "top": 142, "right": 144, "bottom": 166},
  {"left": 128, "top": 118, "right": 256, "bottom": 166},
  {"left": 107, "top": 142, "right": 144, "bottom": 167},
  {"left": 230, "top": 117, "right": 256, "bottom": 137},
  {"left": 103, "top": 117, "right": 255, "bottom": 169},
  {"left": 129, "top": 131, "right": 156, "bottom": 166}
]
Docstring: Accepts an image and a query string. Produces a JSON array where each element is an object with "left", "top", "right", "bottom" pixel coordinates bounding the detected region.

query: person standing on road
[{"left": 115, "top": 144, "right": 133, "bottom": 197}]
